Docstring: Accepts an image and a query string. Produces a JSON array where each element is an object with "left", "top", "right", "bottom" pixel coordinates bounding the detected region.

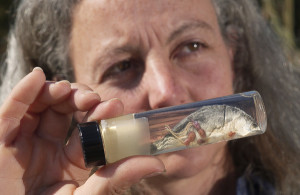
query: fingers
[
  {"left": 84, "top": 98, "right": 124, "bottom": 122},
  {"left": 74, "top": 156, "right": 165, "bottom": 194},
  {"left": 64, "top": 98, "right": 124, "bottom": 168},
  {"left": 34, "top": 83, "right": 101, "bottom": 142},
  {"left": 0, "top": 67, "right": 45, "bottom": 120},
  {"left": 35, "top": 110, "right": 73, "bottom": 142},
  {"left": 50, "top": 84, "right": 101, "bottom": 114},
  {"left": 30, "top": 82, "right": 101, "bottom": 115},
  {"left": 28, "top": 80, "right": 72, "bottom": 113},
  {"left": 42, "top": 156, "right": 165, "bottom": 194},
  {"left": 0, "top": 67, "right": 102, "bottom": 145},
  {"left": 0, "top": 67, "right": 45, "bottom": 144}
]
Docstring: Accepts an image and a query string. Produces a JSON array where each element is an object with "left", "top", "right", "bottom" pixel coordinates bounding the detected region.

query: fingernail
[
  {"left": 33, "top": 67, "right": 43, "bottom": 72},
  {"left": 82, "top": 90, "right": 99, "bottom": 95},
  {"left": 81, "top": 90, "right": 101, "bottom": 101},
  {"left": 56, "top": 80, "right": 71, "bottom": 87},
  {"left": 100, "top": 98, "right": 120, "bottom": 105},
  {"left": 107, "top": 98, "right": 121, "bottom": 103}
]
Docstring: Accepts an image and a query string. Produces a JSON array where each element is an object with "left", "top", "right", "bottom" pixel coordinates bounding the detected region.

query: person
[{"left": 0, "top": 0, "right": 299, "bottom": 194}]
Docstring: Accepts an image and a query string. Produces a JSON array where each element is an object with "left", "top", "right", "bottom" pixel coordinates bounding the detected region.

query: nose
[{"left": 144, "top": 53, "right": 189, "bottom": 109}]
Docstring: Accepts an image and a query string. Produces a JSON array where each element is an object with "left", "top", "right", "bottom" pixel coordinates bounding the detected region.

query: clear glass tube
[{"left": 78, "top": 91, "right": 267, "bottom": 166}]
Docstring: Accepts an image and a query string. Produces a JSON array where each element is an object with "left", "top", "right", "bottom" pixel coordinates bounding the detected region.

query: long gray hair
[
  {"left": 0, "top": 0, "right": 78, "bottom": 103},
  {"left": 213, "top": 0, "right": 300, "bottom": 193},
  {"left": 1, "top": 0, "right": 300, "bottom": 193}
]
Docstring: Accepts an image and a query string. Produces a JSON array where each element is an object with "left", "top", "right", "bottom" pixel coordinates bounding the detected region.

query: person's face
[{"left": 71, "top": 0, "right": 234, "bottom": 178}]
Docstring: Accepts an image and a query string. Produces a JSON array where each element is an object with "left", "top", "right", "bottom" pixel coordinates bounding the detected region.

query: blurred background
[{"left": 0, "top": 0, "right": 299, "bottom": 60}]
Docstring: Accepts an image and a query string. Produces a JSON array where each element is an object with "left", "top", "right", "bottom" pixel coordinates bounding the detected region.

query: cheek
[{"left": 179, "top": 59, "right": 234, "bottom": 100}]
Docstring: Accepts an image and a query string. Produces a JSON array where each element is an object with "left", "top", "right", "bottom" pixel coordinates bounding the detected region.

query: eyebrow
[
  {"left": 104, "top": 45, "right": 140, "bottom": 60},
  {"left": 166, "top": 20, "right": 214, "bottom": 44},
  {"left": 94, "top": 45, "right": 139, "bottom": 70},
  {"left": 95, "top": 20, "right": 214, "bottom": 66}
]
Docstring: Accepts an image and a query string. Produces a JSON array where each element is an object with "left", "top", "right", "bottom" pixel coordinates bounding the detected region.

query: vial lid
[{"left": 77, "top": 121, "right": 106, "bottom": 167}]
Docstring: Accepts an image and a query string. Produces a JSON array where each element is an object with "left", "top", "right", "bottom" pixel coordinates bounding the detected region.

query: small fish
[
  {"left": 153, "top": 105, "right": 260, "bottom": 152},
  {"left": 174, "top": 105, "right": 259, "bottom": 135}
]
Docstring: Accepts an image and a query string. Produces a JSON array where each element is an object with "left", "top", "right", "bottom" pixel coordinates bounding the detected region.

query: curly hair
[
  {"left": 213, "top": 0, "right": 300, "bottom": 193},
  {"left": 1, "top": 0, "right": 299, "bottom": 193}
]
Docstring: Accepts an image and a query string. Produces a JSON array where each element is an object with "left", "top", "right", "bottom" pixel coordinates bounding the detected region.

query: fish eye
[{"left": 251, "top": 123, "right": 258, "bottom": 129}]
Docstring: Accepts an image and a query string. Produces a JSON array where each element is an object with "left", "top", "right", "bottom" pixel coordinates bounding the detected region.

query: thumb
[{"left": 75, "top": 156, "right": 165, "bottom": 194}]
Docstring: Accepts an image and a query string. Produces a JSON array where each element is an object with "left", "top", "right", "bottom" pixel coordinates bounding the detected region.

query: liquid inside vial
[
  {"left": 134, "top": 91, "right": 267, "bottom": 156},
  {"left": 151, "top": 105, "right": 262, "bottom": 155},
  {"left": 78, "top": 91, "right": 266, "bottom": 166}
]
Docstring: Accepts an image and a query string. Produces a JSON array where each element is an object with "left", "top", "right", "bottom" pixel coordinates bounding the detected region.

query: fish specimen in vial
[
  {"left": 78, "top": 91, "right": 266, "bottom": 166},
  {"left": 152, "top": 105, "right": 260, "bottom": 152}
]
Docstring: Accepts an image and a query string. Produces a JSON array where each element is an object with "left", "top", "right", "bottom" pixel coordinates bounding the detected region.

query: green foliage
[{"left": 261, "top": 0, "right": 296, "bottom": 48}]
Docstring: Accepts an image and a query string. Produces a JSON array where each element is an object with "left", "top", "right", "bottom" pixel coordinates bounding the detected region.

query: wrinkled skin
[{"left": 0, "top": 0, "right": 235, "bottom": 194}]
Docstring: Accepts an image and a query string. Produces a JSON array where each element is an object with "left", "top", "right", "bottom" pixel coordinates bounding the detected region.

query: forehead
[{"left": 72, "top": 0, "right": 219, "bottom": 37}]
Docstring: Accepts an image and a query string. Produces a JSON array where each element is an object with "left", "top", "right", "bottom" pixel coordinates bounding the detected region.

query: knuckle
[{"left": 0, "top": 117, "right": 19, "bottom": 144}]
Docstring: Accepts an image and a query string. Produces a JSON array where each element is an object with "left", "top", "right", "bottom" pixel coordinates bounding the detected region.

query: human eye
[
  {"left": 171, "top": 40, "right": 210, "bottom": 72},
  {"left": 173, "top": 41, "right": 207, "bottom": 59},
  {"left": 105, "top": 60, "right": 132, "bottom": 76},
  {"left": 182, "top": 42, "right": 202, "bottom": 53},
  {"left": 101, "top": 58, "right": 144, "bottom": 88}
]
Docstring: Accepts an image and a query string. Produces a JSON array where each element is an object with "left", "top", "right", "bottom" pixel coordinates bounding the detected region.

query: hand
[{"left": 0, "top": 68, "right": 165, "bottom": 194}]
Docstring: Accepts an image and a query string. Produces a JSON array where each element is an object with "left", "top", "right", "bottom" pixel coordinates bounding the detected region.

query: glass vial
[{"left": 78, "top": 91, "right": 267, "bottom": 167}]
